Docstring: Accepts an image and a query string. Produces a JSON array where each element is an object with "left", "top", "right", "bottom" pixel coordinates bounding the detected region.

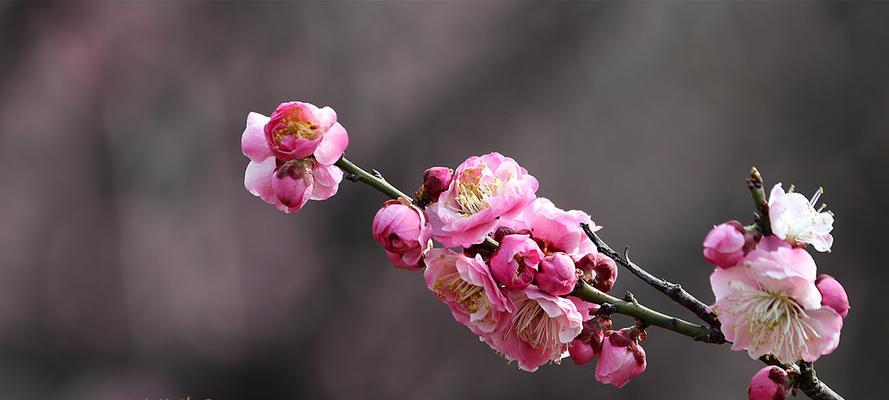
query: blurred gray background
[{"left": 0, "top": 1, "right": 886, "bottom": 399}]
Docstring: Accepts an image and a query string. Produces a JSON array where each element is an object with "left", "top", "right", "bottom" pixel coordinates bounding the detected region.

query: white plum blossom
[{"left": 768, "top": 183, "right": 834, "bottom": 252}]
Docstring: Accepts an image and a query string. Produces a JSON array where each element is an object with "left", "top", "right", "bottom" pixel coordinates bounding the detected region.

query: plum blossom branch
[
  {"left": 580, "top": 224, "right": 722, "bottom": 332},
  {"left": 799, "top": 362, "right": 844, "bottom": 400},
  {"left": 570, "top": 282, "right": 725, "bottom": 344}
]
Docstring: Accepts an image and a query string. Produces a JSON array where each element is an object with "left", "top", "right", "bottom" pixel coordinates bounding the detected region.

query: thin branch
[
  {"left": 581, "top": 224, "right": 722, "bottom": 333},
  {"left": 746, "top": 166, "right": 772, "bottom": 236},
  {"left": 798, "top": 362, "right": 845, "bottom": 400},
  {"left": 571, "top": 282, "right": 724, "bottom": 344}
]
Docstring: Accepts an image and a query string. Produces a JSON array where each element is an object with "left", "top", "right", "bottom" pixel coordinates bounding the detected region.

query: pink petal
[
  {"left": 244, "top": 158, "right": 276, "bottom": 203},
  {"left": 241, "top": 112, "right": 272, "bottom": 162},
  {"left": 310, "top": 164, "right": 343, "bottom": 200},
  {"left": 313, "top": 122, "right": 349, "bottom": 165}
]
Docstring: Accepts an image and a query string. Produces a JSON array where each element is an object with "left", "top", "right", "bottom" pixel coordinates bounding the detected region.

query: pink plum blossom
[
  {"left": 768, "top": 183, "right": 834, "bottom": 252},
  {"left": 424, "top": 249, "right": 514, "bottom": 336},
  {"left": 595, "top": 329, "right": 647, "bottom": 388},
  {"left": 575, "top": 252, "right": 618, "bottom": 292},
  {"left": 748, "top": 366, "right": 791, "bottom": 400},
  {"left": 703, "top": 221, "right": 749, "bottom": 269},
  {"left": 490, "top": 234, "right": 544, "bottom": 289},
  {"left": 426, "top": 153, "right": 538, "bottom": 247},
  {"left": 710, "top": 237, "right": 843, "bottom": 363},
  {"left": 241, "top": 104, "right": 346, "bottom": 213},
  {"left": 263, "top": 101, "right": 349, "bottom": 164},
  {"left": 372, "top": 199, "right": 432, "bottom": 271},
  {"left": 487, "top": 286, "right": 583, "bottom": 372},
  {"left": 507, "top": 198, "right": 600, "bottom": 259},
  {"left": 816, "top": 274, "right": 850, "bottom": 318},
  {"left": 535, "top": 252, "right": 578, "bottom": 296}
]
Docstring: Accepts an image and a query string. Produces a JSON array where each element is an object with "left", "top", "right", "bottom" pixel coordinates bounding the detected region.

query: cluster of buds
[{"left": 701, "top": 177, "right": 849, "bottom": 399}]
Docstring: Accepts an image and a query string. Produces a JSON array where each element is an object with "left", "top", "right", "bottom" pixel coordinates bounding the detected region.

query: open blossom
[
  {"left": 703, "top": 221, "right": 749, "bottom": 269},
  {"left": 372, "top": 199, "right": 432, "bottom": 271},
  {"left": 768, "top": 183, "right": 834, "bottom": 252},
  {"left": 748, "top": 366, "right": 791, "bottom": 400},
  {"left": 262, "top": 101, "right": 349, "bottom": 164},
  {"left": 426, "top": 153, "right": 538, "bottom": 247},
  {"left": 490, "top": 234, "right": 544, "bottom": 289},
  {"left": 487, "top": 286, "right": 583, "bottom": 372},
  {"left": 242, "top": 102, "right": 348, "bottom": 213},
  {"left": 816, "top": 274, "right": 850, "bottom": 318},
  {"left": 710, "top": 237, "right": 843, "bottom": 363},
  {"left": 424, "top": 249, "right": 514, "bottom": 336},
  {"left": 595, "top": 329, "right": 646, "bottom": 388},
  {"left": 508, "top": 197, "right": 601, "bottom": 258}
]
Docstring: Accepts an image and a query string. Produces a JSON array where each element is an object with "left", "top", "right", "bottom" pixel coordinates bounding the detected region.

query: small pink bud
[
  {"left": 816, "top": 274, "right": 849, "bottom": 318},
  {"left": 490, "top": 234, "right": 543, "bottom": 289},
  {"left": 418, "top": 167, "right": 453, "bottom": 204},
  {"left": 703, "top": 221, "right": 748, "bottom": 269},
  {"left": 272, "top": 160, "right": 314, "bottom": 213},
  {"left": 595, "top": 329, "right": 646, "bottom": 388},
  {"left": 569, "top": 339, "right": 597, "bottom": 365},
  {"left": 576, "top": 253, "right": 618, "bottom": 292},
  {"left": 535, "top": 252, "right": 577, "bottom": 296},
  {"left": 372, "top": 199, "right": 432, "bottom": 271},
  {"left": 748, "top": 366, "right": 790, "bottom": 400}
]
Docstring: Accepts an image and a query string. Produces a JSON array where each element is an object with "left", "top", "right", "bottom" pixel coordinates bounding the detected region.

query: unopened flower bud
[
  {"left": 748, "top": 366, "right": 791, "bottom": 400},
  {"left": 490, "top": 235, "right": 543, "bottom": 289},
  {"left": 816, "top": 274, "right": 850, "bottom": 318},
  {"left": 372, "top": 199, "right": 432, "bottom": 271},
  {"left": 595, "top": 329, "right": 646, "bottom": 388},
  {"left": 576, "top": 253, "right": 618, "bottom": 292},
  {"left": 703, "top": 221, "right": 749, "bottom": 269},
  {"left": 535, "top": 252, "right": 577, "bottom": 296},
  {"left": 417, "top": 167, "right": 453, "bottom": 205},
  {"left": 272, "top": 160, "right": 314, "bottom": 213}
]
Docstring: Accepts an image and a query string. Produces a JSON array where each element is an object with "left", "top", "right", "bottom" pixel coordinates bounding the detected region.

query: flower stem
[
  {"left": 746, "top": 166, "right": 772, "bottom": 236},
  {"left": 335, "top": 156, "right": 412, "bottom": 200}
]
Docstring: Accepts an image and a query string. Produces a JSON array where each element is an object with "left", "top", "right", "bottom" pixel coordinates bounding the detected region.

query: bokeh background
[{"left": 1, "top": 1, "right": 887, "bottom": 399}]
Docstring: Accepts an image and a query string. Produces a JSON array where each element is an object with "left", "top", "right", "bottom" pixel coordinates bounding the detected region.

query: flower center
[
  {"left": 511, "top": 298, "right": 561, "bottom": 354},
  {"left": 452, "top": 166, "right": 502, "bottom": 216},
  {"left": 433, "top": 272, "right": 486, "bottom": 314},
  {"left": 726, "top": 290, "right": 819, "bottom": 362},
  {"left": 274, "top": 118, "right": 319, "bottom": 144}
]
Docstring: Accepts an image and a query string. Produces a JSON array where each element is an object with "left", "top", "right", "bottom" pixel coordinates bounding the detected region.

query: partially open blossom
[
  {"left": 488, "top": 286, "right": 583, "bottom": 372},
  {"left": 816, "top": 274, "right": 850, "bottom": 318},
  {"left": 576, "top": 253, "right": 618, "bottom": 292},
  {"left": 426, "top": 153, "right": 538, "bottom": 247},
  {"left": 595, "top": 329, "right": 646, "bottom": 388},
  {"left": 768, "top": 183, "right": 834, "bottom": 252},
  {"left": 263, "top": 101, "right": 349, "bottom": 164},
  {"left": 710, "top": 237, "right": 843, "bottom": 363},
  {"left": 748, "top": 366, "right": 791, "bottom": 400},
  {"left": 490, "top": 235, "right": 544, "bottom": 289},
  {"left": 508, "top": 198, "right": 600, "bottom": 259},
  {"left": 424, "top": 249, "right": 514, "bottom": 336},
  {"left": 372, "top": 199, "right": 432, "bottom": 271},
  {"left": 241, "top": 104, "right": 346, "bottom": 213},
  {"left": 417, "top": 167, "right": 453, "bottom": 205},
  {"left": 570, "top": 314, "right": 610, "bottom": 365},
  {"left": 535, "top": 252, "right": 577, "bottom": 296},
  {"left": 703, "top": 221, "right": 748, "bottom": 269}
]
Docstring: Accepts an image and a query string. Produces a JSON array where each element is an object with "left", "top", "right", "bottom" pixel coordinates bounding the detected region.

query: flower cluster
[
  {"left": 702, "top": 184, "right": 848, "bottom": 399},
  {"left": 241, "top": 101, "right": 349, "bottom": 213},
  {"left": 366, "top": 153, "right": 645, "bottom": 387}
]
